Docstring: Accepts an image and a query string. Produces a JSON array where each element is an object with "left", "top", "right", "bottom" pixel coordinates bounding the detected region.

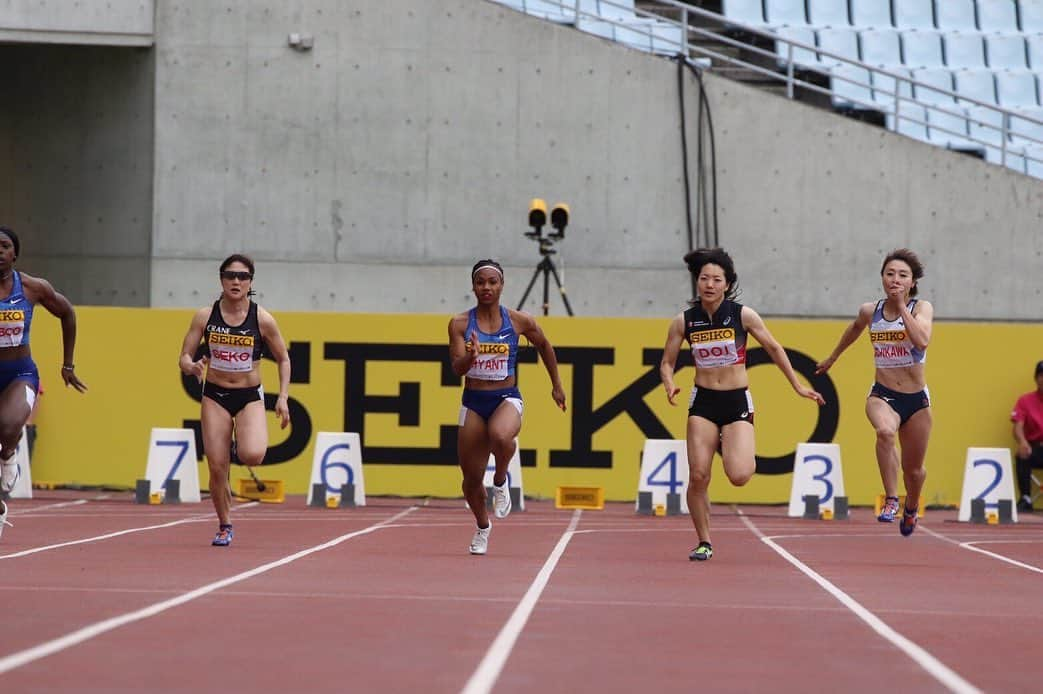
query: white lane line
[
  {"left": 0, "top": 503, "right": 260, "bottom": 560},
  {"left": 461, "top": 509, "right": 582, "bottom": 694},
  {"left": 0, "top": 506, "right": 416, "bottom": 674},
  {"left": 919, "top": 525, "right": 1043, "bottom": 574},
  {"left": 738, "top": 512, "right": 982, "bottom": 694},
  {"left": 8, "top": 499, "right": 89, "bottom": 514}
]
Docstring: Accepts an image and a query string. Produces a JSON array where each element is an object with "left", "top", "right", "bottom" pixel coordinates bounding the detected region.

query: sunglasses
[{"left": 221, "top": 270, "right": 253, "bottom": 281}]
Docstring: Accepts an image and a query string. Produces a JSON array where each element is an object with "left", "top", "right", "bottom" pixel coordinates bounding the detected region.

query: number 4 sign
[{"left": 636, "top": 440, "right": 689, "bottom": 513}]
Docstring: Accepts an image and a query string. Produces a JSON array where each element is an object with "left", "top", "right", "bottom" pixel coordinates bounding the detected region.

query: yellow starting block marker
[
  {"left": 148, "top": 491, "right": 163, "bottom": 505},
  {"left": 235, "top": 478, "right": 286, "bottom": 503},
  {"left": 653, "top": 503, "right": 666, "bottom": 517},
  {"left": 325, "top": 495, "right": 340, "bottom": 509},
  {"left": 986, "top": 512, "right": 1000, "bottom": 525},
  {"left": 874, "top": 493, "right": 926, "bottom": 517},
  {"left": 820, "top": 508, "right": 834, "bottom": 520},
  {"left": 555, "top": 486, "right": 605, "bottom": 510}
]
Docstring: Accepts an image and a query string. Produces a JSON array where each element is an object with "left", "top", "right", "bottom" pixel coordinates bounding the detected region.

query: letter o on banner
[{"left": 744, "top": 347, "right": 839, "bottom": 474}]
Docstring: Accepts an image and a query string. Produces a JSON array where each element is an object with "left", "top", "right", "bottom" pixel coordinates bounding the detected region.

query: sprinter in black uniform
[
  {"left": 660, "top": 248, "right": 824, "bottom": 561},
  {"left": 179, "top": 254, "right": 291, "bottom": 546}
]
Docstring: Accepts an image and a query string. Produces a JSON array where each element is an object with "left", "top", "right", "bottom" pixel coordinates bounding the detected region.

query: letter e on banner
[
  {"left": 788, "top": 443, "right": 845, "bottom": 517},
  {"left": 144, "top": 428, "right": 201, "bottom": 502},
  {"left": 958, "top": 447, "right": 1017, "bottom": 522},
  {"left": 637, "top": 440, "right": 689, "bottom": 513},
  {"left": 307, "top": 432, "right": 366, "bottom": 506}
]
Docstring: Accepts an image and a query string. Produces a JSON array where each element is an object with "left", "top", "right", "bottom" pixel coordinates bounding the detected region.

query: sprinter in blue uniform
[
  {"left": 816, "top": 249, "right": 933, "bottom": 536},
  {"left": 660, "top": 248, "right": 824, "bottom": 561},
  {"left": 449, "top": 259, "right": 566, "bottom": 555},
  {"left": 0, "top": 226, "right": 86, "bottom": 540},
  {"left": 179, "top": 254, "right": 291, "bottom": 547}
]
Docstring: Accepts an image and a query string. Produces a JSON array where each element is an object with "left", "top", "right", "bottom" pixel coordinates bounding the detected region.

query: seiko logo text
[
  {"left": 870, "top": 331, "right": 906, "bottom": 342},
  {"left": 209, "top": 333, "right": 254, "bottom": 346},
  {"left": 0, "top": 310, "right": 25, "bottom": 321},
  {"left": 689, "top": 328, "right": 735, "bottom": 343}
]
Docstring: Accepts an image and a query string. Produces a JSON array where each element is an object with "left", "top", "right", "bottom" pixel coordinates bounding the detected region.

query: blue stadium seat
[
  {"left": 817, "top": 26, "right": 861, "bottom": 65},
  {"left": 936, "top": 0, "right": 979, "bottom": 32},
  {"left": 886, "top": 103, "right": 932, "bottom": 142},
  {"left": 995, "top": 69, "right": 1041, "bottom": 107},
  {"left": 1023, "top": 145, "right": 1043, "bottom": 176},
  {"left": 722, "top": 0, "right": 769, "bottom": 29},
  {"left": 829, "top": 63, "right": 875, "bottom": 108},
  {"left": 1026, "top": 33, "right": 1043, "bottom": 68},
  {"left": 902, "top": 30, "right": 945, "bottom": 67},
  {"left": 774, "top": 25, "right": 820, "bottom": 67},
  {"left": 872, "top": 66, "right": 914, "bottom": 107},
  {"left": 1010, "top": 106, "right": 1043, "bottom": 142},
  {"left": 851, "top": 0, "right": 894, "bottom": 28},
  {"left": 986, "top": 34, "right": 1028, "bottom": 69},
  {"left": 976, "top": 0, "right": 1020, "bottom": 33},
  {"left": 807, "top": 0, "right": 850, "bottom": 28},
  {"left": 765, "top": 0, "right": 809, "bottom": 26},
  {"left": 1022, "top": 1, "right": 1043, "bottom": 33},
  {"left": 954, "top": 67, "right": 999, "bottom": 103},
  {"left": 893, "top": 0, "right": 936, "bottom": 30},
  {"left": 524, "top": 0, "right": 578, "bottom": 23},
  {"left": 967, "top": 104, "right": 1006, "bottom": 145},
  {"left": 861, "top": 28, "right": 903, "bottom": 66},
  {"left": 943, "top": 32, "right": 987, "bottom": 68},
  {"left": 911, "top": 67, "right": 981, "bottom": 151}
]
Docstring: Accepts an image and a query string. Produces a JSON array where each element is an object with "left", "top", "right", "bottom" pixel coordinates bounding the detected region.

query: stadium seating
[
  {"left": 977, "top": 0, "right": 1020, "bottom": 33},
  {"left": 902, "top": 30, "right": 945, "bottom": 68},
  {"left": 937, "top": 0, "right": 978, "bottom": 32},
  {"left": 944, "top": 32, "right": 987, "bottom": 68},
  {"left": 850, "top": 0, "right": 893, "bottom": 29},
  {"left": 893, "top": 0, "right": 935, "bottom": 31},
  {"left": 807, "top": 0, "right": 850, "bottom": 28}
]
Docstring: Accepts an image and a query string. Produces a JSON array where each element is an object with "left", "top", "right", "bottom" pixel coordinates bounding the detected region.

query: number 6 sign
[{"left": 306, "top": 432, "right": 366, "bottom": 507}]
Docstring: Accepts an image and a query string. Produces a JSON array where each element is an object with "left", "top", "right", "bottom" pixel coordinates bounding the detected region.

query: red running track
[{"left": 0, "top": 491, "right": 1040, "bottom": 693}]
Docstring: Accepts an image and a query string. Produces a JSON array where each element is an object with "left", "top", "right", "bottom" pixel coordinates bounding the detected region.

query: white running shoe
[
  {"left": 469, "top": 523, "right": 491, "bottom": 555},
  {"left": 0, "top": 500, "right": 11, "bottom": 540},
  {"left": 0, "top": 458, "right": 18, "bottom": 494},
  {"left": 491, "top": 478, "right": 512, "bottom": 519}
]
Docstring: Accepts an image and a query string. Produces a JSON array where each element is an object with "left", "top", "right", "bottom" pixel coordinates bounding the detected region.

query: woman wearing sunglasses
[{"left": 178, "top": 254, "right": 291, "bottom": 546}]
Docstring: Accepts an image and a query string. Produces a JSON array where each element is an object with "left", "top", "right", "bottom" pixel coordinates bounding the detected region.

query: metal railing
[{"left": 498, "top": 0, "right": 1043, "bottom": 176}]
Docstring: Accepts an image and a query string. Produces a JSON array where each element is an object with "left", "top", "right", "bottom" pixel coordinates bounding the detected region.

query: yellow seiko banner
[{"left": 27, "top": 307, "right": 1036, "bottom": 506}]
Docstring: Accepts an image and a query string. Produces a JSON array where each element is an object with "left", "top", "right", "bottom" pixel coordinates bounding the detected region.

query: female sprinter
[
  {"left": 0, "top": 226, "right": 87, "bottom": 539},
  {"left": 660, "top": 248, "right": 824, "bottom": 561},
  {"left": 179, "top": 254, "right": 291, "bottom": 546},
  {"left": 815, "top": 249, "right": 932, "bottom": 536},
  {"left": 448, "top": 259, "right": 566, "bottom": 555}
]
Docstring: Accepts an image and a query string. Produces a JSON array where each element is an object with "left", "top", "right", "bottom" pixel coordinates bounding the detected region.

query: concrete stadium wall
[
  {"left": 0, "top": 42, "right": 155, "bottom": 306},
  {"left": 150, "top": 0, "right": 1042, "bottom": 321},
  {"left": 0, "top": 0, "right": 154, "bottom": 45},
  {"left": 4, "top": 0, "right": 1039, "bottom": 320}
]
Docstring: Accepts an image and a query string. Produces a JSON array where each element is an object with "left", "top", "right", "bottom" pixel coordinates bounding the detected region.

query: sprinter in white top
[{"left": 816, "top": 249, "right": 933, "bottom": 536}]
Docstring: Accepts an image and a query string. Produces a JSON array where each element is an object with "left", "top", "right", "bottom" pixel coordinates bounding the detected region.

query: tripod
[{"left": 517, "top": 241, "right": 574, "bottom": 316}]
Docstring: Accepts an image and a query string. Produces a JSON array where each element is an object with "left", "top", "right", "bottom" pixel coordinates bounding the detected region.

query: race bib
[
  {"left": 0, "top": 310, "right": 26, "bottom": 348},
  {"left": 467, "top": 341, "right": 510, "bottom": 380},
  {"left": 207, "top": 332, "right": 255, "bottom": 372},
  {"left": 689, "top": 328, "right": 739, "bottom": 369},
  {"left": 871, "top": 330, "right": 915, "bottom": 368}
]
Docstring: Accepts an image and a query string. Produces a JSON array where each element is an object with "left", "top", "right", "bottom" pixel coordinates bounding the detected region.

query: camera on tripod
[
  {"left": 518, "top": 198, "right": 574, "bottom": 316},
  {"left": 526, "top": 198, "right": 570, "bottom": 255}
]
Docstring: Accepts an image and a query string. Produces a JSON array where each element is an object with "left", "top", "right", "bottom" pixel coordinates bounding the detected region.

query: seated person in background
[{"left": 1011, "top": 361, "right": 1043, "bottom": 512}]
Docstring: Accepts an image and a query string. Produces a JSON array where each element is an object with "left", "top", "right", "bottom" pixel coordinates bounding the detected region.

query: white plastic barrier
[
  {"left": 144, "top": 428, "right": 201, "bottom": 502},
  {"left": 307, "top": 432, "right": 366, "bottom": 506},
  {"left": 958, "top": 447, "right": 1018, "bottom": 522},
  {"left": 787, "top": 443, "right": 846, "bottom": 517}
]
